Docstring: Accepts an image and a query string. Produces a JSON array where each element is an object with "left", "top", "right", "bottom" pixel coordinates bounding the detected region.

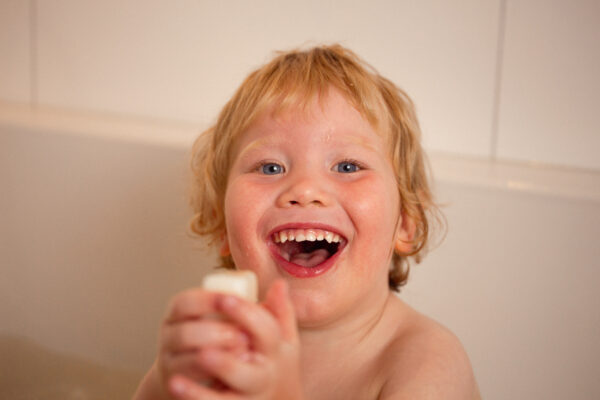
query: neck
[
  {"left": 296, "top": 290, "right": 401, "bottom": 399},
  {"left": 298, "top": 289, "right": 394, "bottom": 364}
]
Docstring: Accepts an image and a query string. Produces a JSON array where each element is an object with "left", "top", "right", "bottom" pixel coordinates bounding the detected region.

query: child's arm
[{"left": 166, "top": 279, "right": 305, "bottom": 400}]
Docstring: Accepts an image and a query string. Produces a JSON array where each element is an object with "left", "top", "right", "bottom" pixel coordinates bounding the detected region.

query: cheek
[
  {"left": 347, "top": 177, "right": 400, "bottom": 266},
  {"left": 224, "top": 177, "right": 265, "bottom": 226},
  {"left": 351, "top": 177, "right": 400, "bottom": 233},
  {"left": 224, "top": 179, "right": 273, "bottom": 268},
  {"left": 224, "top": 182, "right": 256, "bottom": 257}
]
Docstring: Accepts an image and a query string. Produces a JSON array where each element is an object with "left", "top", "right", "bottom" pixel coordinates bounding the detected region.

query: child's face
[{"left": 224, "top": 89, "right": 407, "bottom": 326}]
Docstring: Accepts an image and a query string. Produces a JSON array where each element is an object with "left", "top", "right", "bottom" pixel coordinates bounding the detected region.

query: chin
[{"left": 287, "top": 287, "right": 340, "bottom": 327}]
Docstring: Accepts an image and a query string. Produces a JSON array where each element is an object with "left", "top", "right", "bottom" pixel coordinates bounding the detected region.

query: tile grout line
[
  {"left": 490, "top": 0, "right": 508, "bottom": 161},
  {"left": 29, "top": 0, "right": 38, "bottom": 109}
]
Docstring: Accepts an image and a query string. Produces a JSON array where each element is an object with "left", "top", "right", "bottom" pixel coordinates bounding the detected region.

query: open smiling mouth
[{"left": 271, "top": 228, "right": 346, "bottom": 269}]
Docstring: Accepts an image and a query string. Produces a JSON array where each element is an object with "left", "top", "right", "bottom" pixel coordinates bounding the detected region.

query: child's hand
[
  {"left": 155, "top": 289, "right": 252, "bottom": 397},
  {"left": 167, "top": 279, "right": 305, "bottom": 400}
]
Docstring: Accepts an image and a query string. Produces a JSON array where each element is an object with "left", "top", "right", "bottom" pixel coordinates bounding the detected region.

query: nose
[{"left": 276, "top": 172, "right": 333, "bottom": 208}]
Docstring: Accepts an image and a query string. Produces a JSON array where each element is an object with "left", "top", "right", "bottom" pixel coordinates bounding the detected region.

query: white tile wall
[
  {"left": 36, "top": 0, "right": 337, "bottom": 124},
  {"left": 497, "top": 0, "right": 600, "bottom": 170},
  {"left": 34, "top": 0, "right": 500, "bottom": 158},
  {"left": 0, "top": 0, "right": 31, "bottom": 104},
  {"left": 2, "top": 1, "right": 599, "bottom": 168},
  {"left": 329, "top": 0, "right": 501, "bottom": 157}
]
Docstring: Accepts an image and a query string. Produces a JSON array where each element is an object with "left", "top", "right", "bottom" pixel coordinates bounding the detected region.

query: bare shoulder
[{"left": 377, "top": 298, "right": 481, "bottom": 400}]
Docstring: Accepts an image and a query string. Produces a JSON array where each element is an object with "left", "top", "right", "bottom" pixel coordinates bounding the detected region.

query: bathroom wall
[
  {"left": 2, "top": 0, "right": 598, "bottom": 169},
  {"left": 1, "top": 1, "right": 600, "bottom": 399}
]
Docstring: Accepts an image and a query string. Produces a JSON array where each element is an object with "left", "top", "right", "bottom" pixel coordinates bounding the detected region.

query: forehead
[{"left": 231, "top": 89, "right": 387, "bottom": 154}]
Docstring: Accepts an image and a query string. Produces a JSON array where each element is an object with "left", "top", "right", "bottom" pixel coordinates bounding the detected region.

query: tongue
[{"left": 289, "top": 249, "right": 330, "bottom": 268}]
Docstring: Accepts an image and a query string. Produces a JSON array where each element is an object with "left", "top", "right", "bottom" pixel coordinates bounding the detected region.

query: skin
[{"left": 133, "top": 89, "right": 480, "bottom": 400}]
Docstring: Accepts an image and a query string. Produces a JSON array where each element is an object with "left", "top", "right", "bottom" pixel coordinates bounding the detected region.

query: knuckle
[{"left": 172, "top": 326, "right": 189, "bottom": 348}]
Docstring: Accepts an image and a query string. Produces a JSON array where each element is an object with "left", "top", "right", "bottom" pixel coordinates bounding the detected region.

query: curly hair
[{"left": 188, "top": 44, "right": 442, "bottom": 291}]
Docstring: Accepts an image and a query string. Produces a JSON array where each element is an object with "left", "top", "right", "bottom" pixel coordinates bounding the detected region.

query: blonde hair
[{"left": 189, "top": 44, "right": 442, "bottom": 291}]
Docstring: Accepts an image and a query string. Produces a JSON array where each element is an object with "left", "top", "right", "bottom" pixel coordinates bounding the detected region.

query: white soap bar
[{"left": 202, "top": 270, "right": 258, "bottom": 302}]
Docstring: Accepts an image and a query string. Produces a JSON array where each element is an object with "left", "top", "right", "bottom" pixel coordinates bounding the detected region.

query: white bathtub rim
[
  {"left": 0, "top": 101, "right": 201, "bottom": 150},
  {"left": 2, "top": 102, "right": 599, "bottom": 203},
  {"left": 428, "top": 152, "right": 600, "bottom": 203}
]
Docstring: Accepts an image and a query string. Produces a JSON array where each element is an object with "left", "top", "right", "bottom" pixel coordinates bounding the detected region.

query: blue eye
[
  {"left": 335, "top": 161, "right": 360, "bottom": 173},
  {"left": 260, "top": 162, "right": 284, "bottom": 175}
]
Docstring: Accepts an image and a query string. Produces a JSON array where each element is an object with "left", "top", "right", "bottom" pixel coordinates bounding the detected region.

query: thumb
[{"left": 263, "top": 279, "right": 298, "bottom": 344}]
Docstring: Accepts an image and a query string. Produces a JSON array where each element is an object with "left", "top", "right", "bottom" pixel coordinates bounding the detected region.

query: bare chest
[{"left": 302, "top": 356, "right": 385, "bottom": 400}]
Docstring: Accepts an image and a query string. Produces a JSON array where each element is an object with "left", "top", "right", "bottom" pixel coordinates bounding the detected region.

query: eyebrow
[
  {"left": 235, "top": 137, "right": 283, "bottom": 161},
  {"left": 237, "top": 133, "right": 381, "bottom": 160}
]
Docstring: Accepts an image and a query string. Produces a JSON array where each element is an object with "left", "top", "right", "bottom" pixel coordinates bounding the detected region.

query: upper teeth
[{"left": 274, "top": 229, "right": 341, "bottom": 244}]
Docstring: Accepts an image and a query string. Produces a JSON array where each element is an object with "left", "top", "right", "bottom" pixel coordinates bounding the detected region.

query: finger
[
  {"left": 161, "top": 319, "right": 249, "bottom": 354},
  {"left": 263, "top": 279, "right": 298, "bottom": 344},
  {"left": 168, "top": 374, "right": 241, "bottom": 400},
  {"left": 164, "top": 289, "right": 220, "bottom": 324},
  {"left": 161, "top": 351, "right": 212, "bottom": 384},
  {"left": 197, "top": 348, "right": 268, "bottom": 394},
  {"left": 216, "top": 294, "right": 280, "bottom": 354}
]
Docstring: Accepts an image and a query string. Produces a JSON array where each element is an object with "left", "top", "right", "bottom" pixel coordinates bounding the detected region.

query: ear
[{"left": 394, "top": 211, "right": 416, "bottom": 255}]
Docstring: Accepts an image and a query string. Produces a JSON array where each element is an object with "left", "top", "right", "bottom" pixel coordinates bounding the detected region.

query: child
[{"left": 134, "top": 44, "right": 480, "bottom": 400}]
